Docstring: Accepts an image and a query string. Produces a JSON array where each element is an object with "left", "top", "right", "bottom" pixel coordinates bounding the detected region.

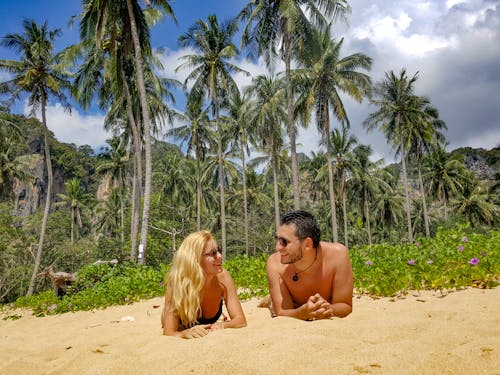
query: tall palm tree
[
  {"left": 349, "top": 144, "right": 386, "bottom": 246},
  {"left": 406, "top": 97, "right": 446, "bottom": 237},
  {"left": 166, "top": 95, "right": 211, "bottom": 230},
  {"left": 372, "top": 167, "right": 405, "bottom": 242},
  {"left": 424, "top": 142, "right": 468, "bottom": 220},
  {"left": 0, "top": 19, "right": 71, "bottom": 295},
  {"left": 328, "top": 125, "right": 358, "bottom": 247},
  {"left": 452, "top": 175, "right": 498, "bottom": 227},
  {"left": 239, "top": 0, "right": 350, "bottom": 209},
  {"left": 177, "top": 14, "right": 246, "bottom": 257},
  {"left": 96, "top": 137, "right": 129, "bottom": 245},
  {"left": 224, "top": 89, "right": 253, "bottom": 255},
  {"left": 56, "top": 178, "right": 89, "bottom": 243},
  {"left": 79, "top": 0, "right": 176, "bottom": 263},
  {"left": 126, "top": 0, "right": 175, "bottom": 264},
  {"left": 245, "top": 74, "right": 287, "bottom": 230},
  {"left": 296, "top": 28, "right": 371, "bottom": 241},
  {"left": 364, "top": 69, "right": 425, "bottom": 243}
]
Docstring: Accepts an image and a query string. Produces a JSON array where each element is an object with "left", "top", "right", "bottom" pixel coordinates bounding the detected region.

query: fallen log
[{"left": 38, "top": 267, "right": 77, "bottom": 298}]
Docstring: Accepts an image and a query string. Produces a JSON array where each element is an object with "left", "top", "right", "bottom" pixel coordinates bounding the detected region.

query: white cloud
[{"left": 24, "top": 102, "right": 111, "bottom": 152}]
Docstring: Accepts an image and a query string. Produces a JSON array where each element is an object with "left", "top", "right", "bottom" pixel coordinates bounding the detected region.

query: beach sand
[{"left": 1, "top": 287, "right": 499, "bottom": 375}]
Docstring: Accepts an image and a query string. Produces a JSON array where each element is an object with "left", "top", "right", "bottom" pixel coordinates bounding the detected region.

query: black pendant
[{"left": 292, "top": 273, "right": 299, "bottom": 282}]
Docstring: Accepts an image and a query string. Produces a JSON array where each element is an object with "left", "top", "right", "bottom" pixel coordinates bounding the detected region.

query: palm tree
[
  {"left": 56, "top": 178, "right": 89, "bottom": 243},
  {"left": 239, "top": 0, "right": 350, "bottom": 209},
  {"left": 224, "top": 89, "right": 253, "bottom": 255},
  {"left": 0, "top": 19, "right": 71, "bottom": 295},
  {"left": 126, "top": 0, "right": 175, "bottom": 264},
  {"left": 166, "top": 95, "right": 211, "bottom": 230},
  {"left": 79, "top": 0, "right": 176, "bottom": 263},
  {"left": 295, "top": 28, "right": 371, "bottom": 241},
  {"left": 363, "top": 69, "right": 427, "bottom": 243},
  {"left": 245, "top": 74, "right": 287, "bottom": 230},
  {"left": 328, "top": 125, "right": 358, "bottom": 247},
  {"left": 177, "top": 14, "right": 246, "bottom": 257},
  {"left": 453, "top": 175, "right": 498, "bottom": 227},
  {"left": 402, "top": 95, "right": 445, "bottom": 237},
  {"left": 153, "top": 152, "right": 195, "bottom": 209},
  {"left": 349, "top": 144, "right": 385, "bottom": 246},
  {"left": 424, "top": 142, "right": 467, "bottom": 221},
  {"left": 371, "top": 167, "right": 405, "bottom": 242},
  {"left": 96, "top": 137, "right": 129, "bottom": 245}
]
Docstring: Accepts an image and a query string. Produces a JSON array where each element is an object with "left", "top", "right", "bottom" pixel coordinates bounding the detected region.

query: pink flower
[
  {"left": 458, "top": 245, "right": 464, "bottom": 252},
  {"left": 468, "top": 258, "right": 479, "bottom": 266},
  {"left": 427, "top": 260, "right": 434, "bottom": 264},
  {"left": 365, "top": 260, "right": 373, "bottom": 266},
  {"left": 415, "top": 242, "right": 421, "bottom": 247},
  {"left": 407, "top": 259, "right": 416, "bottom": 265},
  {"left": 461, "top": 236, "right": 468, "bottom": 243}
]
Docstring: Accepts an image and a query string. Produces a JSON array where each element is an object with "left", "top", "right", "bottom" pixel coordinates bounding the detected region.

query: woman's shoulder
[{"left": 217, "top": 268, "right": 235, "bottom": 284}]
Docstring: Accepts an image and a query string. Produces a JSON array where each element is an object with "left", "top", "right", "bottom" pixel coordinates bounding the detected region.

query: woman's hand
[
  {"left": 208, "top": 322, "right": 225, "bottom": 331},
  {"left": 180, "top": 325, "right": 210, "bottom": 339}
]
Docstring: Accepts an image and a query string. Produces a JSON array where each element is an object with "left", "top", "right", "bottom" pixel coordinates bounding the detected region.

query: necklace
[{"left": 292, "top": 250, "right": 317, "bottom": 282}]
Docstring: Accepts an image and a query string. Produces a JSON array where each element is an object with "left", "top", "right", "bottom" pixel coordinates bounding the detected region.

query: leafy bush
[
  {"left": 225, "top": 254, "right": 269, "bottom": 300},
  {"left": 350, "top": 224, "right": 499, "bottom": 296},
  {"left": 13, "top": 262, "right": 167, "bottom": 316},
  {"left": 6, "top": 224, "right": 499, "bottom": 316}
]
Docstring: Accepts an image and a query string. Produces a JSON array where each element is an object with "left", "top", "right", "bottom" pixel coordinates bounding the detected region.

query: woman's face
[{"left": 200, "top": 238, "right": 223, "bottom": 275}]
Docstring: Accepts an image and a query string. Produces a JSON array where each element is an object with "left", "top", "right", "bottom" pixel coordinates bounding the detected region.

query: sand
[{"left": 1, "top": 287, "right": 499, "bottom": 375}]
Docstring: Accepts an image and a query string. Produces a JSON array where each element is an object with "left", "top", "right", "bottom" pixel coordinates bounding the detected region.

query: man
[{"left": 266, "top": 210, "right": 353, "bottom": 320}]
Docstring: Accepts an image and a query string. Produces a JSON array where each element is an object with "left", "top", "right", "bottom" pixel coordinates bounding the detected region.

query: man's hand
[
  {"left": 306, "top": 294, "right": 334, "bottom": 320},
  {"left": 181, "top": 325, "right": 210, "bottom": 339}
]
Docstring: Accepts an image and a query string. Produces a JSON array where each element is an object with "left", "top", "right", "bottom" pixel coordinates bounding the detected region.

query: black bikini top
[{"left": 197, "top": 299, "right": 223, "bottom": 324}]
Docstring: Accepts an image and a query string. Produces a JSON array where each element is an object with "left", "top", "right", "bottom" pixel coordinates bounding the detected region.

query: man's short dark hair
[{"left": 280, "top": 210, "right": 321, "bottom": 248}]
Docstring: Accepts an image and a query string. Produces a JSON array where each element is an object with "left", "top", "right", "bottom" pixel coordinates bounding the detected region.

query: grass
[{"left": 3, "top": 224, "right": 498, "bottom": 317}]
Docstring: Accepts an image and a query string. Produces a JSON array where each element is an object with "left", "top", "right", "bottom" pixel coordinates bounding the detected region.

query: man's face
[{"left": 275, "top": 224, "right": 304, "bottom": 264}]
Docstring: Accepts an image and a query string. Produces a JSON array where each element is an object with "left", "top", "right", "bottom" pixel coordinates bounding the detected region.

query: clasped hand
[
  {"left": 305, "top": 293, "right": 334, "bottom": 320},
  {"left": 181, "top": 322, "right": 224, "bottom": 339}
]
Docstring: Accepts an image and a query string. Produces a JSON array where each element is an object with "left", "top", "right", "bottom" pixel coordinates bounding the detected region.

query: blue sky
[{"left": 1, "top": 0, "right": 499, "bottom": 162}]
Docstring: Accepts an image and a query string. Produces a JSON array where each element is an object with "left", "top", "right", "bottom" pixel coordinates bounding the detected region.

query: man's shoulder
[{"left": 320, "top": 241, "right": 348, "bottom": 253}]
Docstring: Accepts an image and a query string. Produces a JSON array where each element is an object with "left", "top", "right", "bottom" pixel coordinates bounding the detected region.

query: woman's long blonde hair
[{"left": 165, "top": 230, "right": 213, "bottom": 327}]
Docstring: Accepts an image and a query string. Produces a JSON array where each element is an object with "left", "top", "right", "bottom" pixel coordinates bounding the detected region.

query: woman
[{"left": 162, "top": 230, "right": 247, "bottom": 338}]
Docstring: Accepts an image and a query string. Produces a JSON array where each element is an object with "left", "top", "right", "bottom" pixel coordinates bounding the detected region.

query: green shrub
[{"left": 7, "top": 224, "right": 499, "bottom": 316}]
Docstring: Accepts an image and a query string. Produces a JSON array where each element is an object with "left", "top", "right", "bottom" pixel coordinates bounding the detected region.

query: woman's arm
[
  {"left": 162, "top": 289, "right": 210, "bottom": 338},
  {"left": 215, "top": 269, "right": 247, "bottom": 329}
]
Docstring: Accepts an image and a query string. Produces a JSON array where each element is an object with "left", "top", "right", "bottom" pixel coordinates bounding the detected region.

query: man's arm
[
  {"left": 319, "top": 243, "right": 353, "bottom": 318},
  {"left": 266, "top": 254, "right": 323, "bottom": 320}
]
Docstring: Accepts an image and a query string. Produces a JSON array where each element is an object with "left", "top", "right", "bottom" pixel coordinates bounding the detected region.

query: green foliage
[
  {"left": 4, "top": 225, "right": 499, "bottom": 317},
  {"left": 350, "top": 224, "right": 499, "bottom": 296},
  {"left": 224, "top": 254, "right": 269, "bottom": 300},
  {"left": 12, "top": 262, "right": 167, "bottom": 316}
]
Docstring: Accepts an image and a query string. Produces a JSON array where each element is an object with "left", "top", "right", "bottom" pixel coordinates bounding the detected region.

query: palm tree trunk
[
  {"left": 342, "top": 185, "right": 348, "bottom": 247},
  {"left": 127, "top": 0, "right": 151, "bottom": 264},
  {"left": 196, "top": 156, "right": 201, "bottom": 230},
  {"left": 400, "top": 145, "right": 413, "bottom": 243},
  {"left": 417, "top": 167, "right": 430, "bottom": 237},
  {"left": 27, "top": 96, "right": 51, "bottom": 296},
  {"left": 364, "top": 186, "right": 372, "bottom": 246},
  {"left": 284, "top": 28, "right": 300, "bottom": 210},
  {"left": 272, "top": 149, "right": 280, "bottom": 231},
  {"left": 240, "top": 139, "right": 249, "bottom": 256},
  {"left": 215, "top": 98, "right": 227, "bottom": 258},
  {"left": 71, "top": 208, "right": 75, "bottom": 244},
  {"left": 123, "top": 76, "right": 142, "bottom": 261},
  {"left": 325, "top": 111, "right": 338, "bottom": 242}
]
